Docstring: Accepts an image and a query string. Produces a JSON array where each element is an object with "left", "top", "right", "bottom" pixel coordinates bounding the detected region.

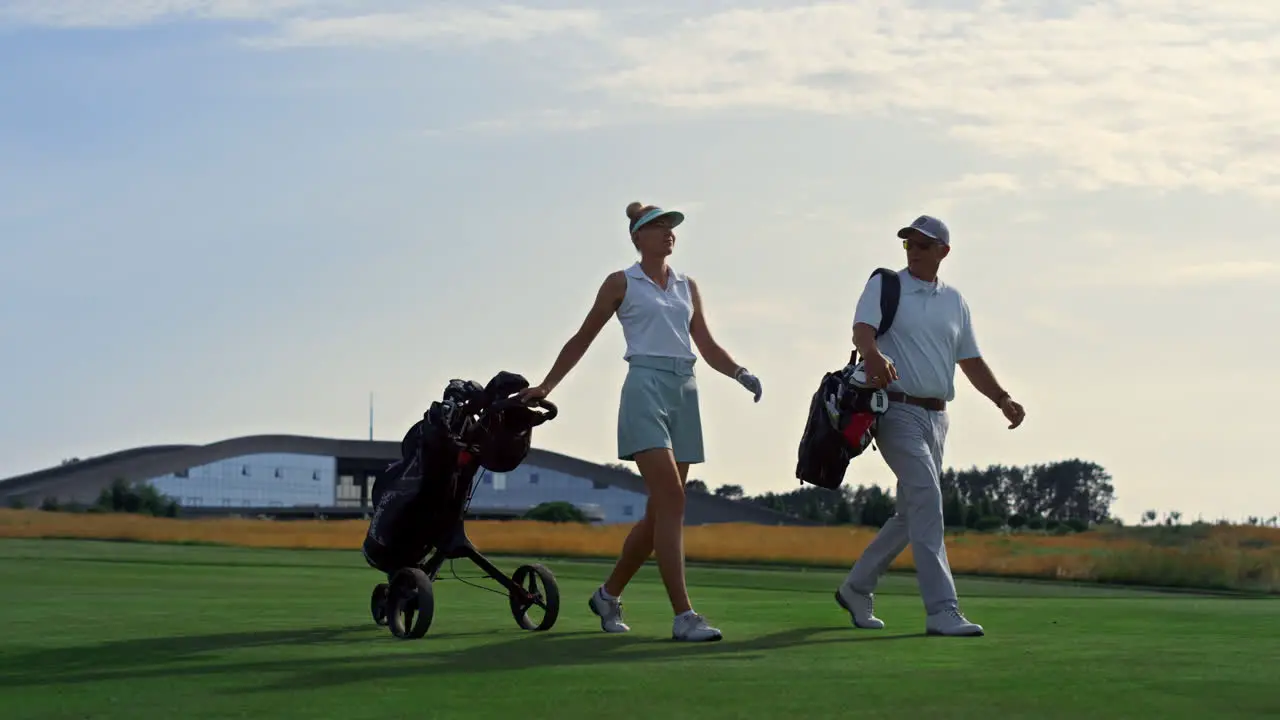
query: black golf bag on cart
[{"left": 362, "top": 370, "right": 561, "bottom": 640}]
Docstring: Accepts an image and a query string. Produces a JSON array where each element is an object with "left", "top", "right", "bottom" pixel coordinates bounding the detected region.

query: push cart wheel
[
  {"left": 387, "top": 568, "right": 434, "bottom": 640},
  {"left": 509, "top": 563, "right": 560, "bottom": 631},
  {"left": 370, "top": 583, "right": 389, "bottom": 626}
]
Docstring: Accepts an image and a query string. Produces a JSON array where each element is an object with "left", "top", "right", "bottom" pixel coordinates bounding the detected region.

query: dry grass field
[{"left": 2, "top": 509, "right": 1275, "bottom": 593}]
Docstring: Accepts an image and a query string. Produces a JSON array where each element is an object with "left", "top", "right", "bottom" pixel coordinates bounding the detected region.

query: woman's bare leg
[
  {"left": 602, "top": 461, "right": 689, "bottom": 597},
  {"left": 628, "top": 448, "right": 690, "bottom": 614}
]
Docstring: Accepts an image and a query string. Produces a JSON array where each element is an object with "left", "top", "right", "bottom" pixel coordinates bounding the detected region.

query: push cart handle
[
  {"left": 482, "top": 394, "right": 559, "bottom": 423},
  {"left": 530, "top": 398, "right": 557, "bottom": 421}
]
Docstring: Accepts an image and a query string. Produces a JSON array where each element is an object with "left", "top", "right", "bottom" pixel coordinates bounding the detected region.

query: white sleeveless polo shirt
[{"left": 616, "top": 262, "right": 697, "bottom": 361}]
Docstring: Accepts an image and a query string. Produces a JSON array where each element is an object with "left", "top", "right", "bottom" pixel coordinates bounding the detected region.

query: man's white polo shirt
[{"left": 852, "top": 268, "right": 980, "bottom": 403}]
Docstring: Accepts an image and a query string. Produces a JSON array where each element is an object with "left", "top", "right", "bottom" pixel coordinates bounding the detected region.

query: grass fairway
[{"left": 0, "top": 539, "right": 1276, "bottom": 719}]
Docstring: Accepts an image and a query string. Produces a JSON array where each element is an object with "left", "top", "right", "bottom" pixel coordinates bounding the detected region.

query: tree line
[
  {"left": 15, "top": 459, "right": 1276, "bottom": 529},
  {"left": 608, "top": 458, "right": 1118, "bottom": 531}
]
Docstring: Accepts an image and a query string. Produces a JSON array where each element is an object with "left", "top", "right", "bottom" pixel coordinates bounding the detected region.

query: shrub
[
  {"left": 522, "top": 501, "right": 589, "bottom": 524},
  {"left": 1064, "top": 518, "right": 1089, "bottom": 533},
  {"left": 975, "top": 515, "right": 1005, "bottom": 532},
  {"left": 94, "top": 479, "right": 178, "bottom": 517}
]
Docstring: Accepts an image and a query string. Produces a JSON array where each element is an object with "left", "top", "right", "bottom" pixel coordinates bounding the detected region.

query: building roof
[{"left": 0, "top": 434, "right": 814, "bottom": 526}]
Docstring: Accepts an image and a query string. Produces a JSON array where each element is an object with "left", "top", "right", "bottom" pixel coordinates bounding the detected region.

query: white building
[{"left": 0, "top": 434, "right": 809, "bottom": 527}]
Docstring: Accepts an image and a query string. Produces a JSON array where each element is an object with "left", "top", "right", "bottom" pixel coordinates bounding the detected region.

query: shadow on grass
[
  {"left": 0, "top": 623, "right": 922, "bottom": 692},
  {"left": 254, "top": 625, "right": 923, "bottom": 694},
  {"left": 0, "top": 624, "right": 481, "bottom": 687}
]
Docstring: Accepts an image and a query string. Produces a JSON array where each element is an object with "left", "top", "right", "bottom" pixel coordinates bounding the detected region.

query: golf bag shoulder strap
[
  {"left": 849, "top": 267, "right": 902, "bottom": 365},
  {"left": 874, "top": 267, "right": 901, "bottom": 336}
]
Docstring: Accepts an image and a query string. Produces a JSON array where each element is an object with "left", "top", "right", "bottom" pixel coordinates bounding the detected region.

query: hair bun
[{"left": 625, "top": 201, "right": 644, "bottom": 220}]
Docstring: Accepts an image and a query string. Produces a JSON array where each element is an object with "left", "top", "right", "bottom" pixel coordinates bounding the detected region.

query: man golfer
[{"left": 835, "top": 214, "right": 1026, "bottom": 637}]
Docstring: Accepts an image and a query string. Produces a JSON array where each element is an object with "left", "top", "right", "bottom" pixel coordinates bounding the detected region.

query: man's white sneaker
[
  {"left": 588, "top": 587, "right": 630, "bottom": 633},
  {"left": 926, "top": 608, "right": 984, "bottom": 636},
  {"left": 835, "top": 584, "right": 885, "bottom": 629},
  {"left": 672, "top": 612, "right": 722, "bottom": 642}
]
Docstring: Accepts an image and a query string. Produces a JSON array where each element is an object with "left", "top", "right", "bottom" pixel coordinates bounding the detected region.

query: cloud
[
  {"left": 712, "top": 298, "right": 805, "bottom": 327},
  {"left": 1019, "top": 305, "right": 1094, "bottom": 341},
  {"left": 424, "top": 107, "right": 611, "bottom": 137},
  {"left": 0, "top": 1, "right": 600, "bottom": 49},
  {"left": 0, "top": 0, "right": 321, "bottom": 27},
  {"left": 11, "top": 0, "right": 1280, "bottom": 200},
  {"left": 584, "top": 1, "right": 1280, "bottom": 198},
  {"left": 1067, "top": 257, "right": 1280, "bottom": 288},
  {"left": 249, "top": 6, "right": 601, "bottom": 49},
  {"left": 942, "top": 173, "right": 1023, "bottom": 195},
  {"left": 1158, "top": 260, "right": 1280, "bottom": 285},
  {"left": 928, "top": 172, "right": 1026, "bottom": 214}
]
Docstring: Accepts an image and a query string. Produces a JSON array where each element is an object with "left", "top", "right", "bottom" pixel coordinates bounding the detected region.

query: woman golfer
[{"left": 519, "top": 201, "right": 762, "bottom": 642}]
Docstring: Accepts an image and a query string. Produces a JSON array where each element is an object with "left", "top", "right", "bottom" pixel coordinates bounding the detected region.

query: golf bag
[
  {"left": 795, "top": 268, "right": 900, "bottom": 490},
  {"left": 362, "top": 370, "right": 544, "bottom": 574}
]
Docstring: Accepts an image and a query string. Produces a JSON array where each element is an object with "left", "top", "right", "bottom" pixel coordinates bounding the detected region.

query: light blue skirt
[{"left": 617, "top": 354, "right": 705, "bottom": 464}]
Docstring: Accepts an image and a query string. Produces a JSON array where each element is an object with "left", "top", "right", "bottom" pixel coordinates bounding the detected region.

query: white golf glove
[{"left": 734, "top": 367, "right": 762, "bottom": 403}]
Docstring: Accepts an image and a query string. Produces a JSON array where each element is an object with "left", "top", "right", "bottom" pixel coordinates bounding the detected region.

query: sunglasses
[{"left": 902, "top": 238, "right": 940, "bottom": 251}]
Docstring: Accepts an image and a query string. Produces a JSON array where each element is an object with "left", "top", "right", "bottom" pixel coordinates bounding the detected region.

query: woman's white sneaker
[
  {"left": 588, "top": 586, "right": 630, "bottom": 633},
  {"left": 672, "top": 611, "right": 722, "bottom": 642}
]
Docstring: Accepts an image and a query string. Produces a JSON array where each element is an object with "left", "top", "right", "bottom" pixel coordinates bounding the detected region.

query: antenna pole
[{"left": 368, "top": 392, "right": 374, "bottom": 441}]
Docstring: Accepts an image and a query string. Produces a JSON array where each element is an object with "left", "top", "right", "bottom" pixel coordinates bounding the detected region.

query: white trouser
[{"left": 845, "top": 402, "right": 959, "bottom": 615}]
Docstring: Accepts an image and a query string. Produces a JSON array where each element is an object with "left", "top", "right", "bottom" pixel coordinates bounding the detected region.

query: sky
[{"left": 1, "top": 0, "right": 1278, "bottom": 525}]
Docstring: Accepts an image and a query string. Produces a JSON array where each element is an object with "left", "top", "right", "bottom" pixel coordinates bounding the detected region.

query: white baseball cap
[{"left": 897, "top": 215, "right": 950, "bottom": 245}]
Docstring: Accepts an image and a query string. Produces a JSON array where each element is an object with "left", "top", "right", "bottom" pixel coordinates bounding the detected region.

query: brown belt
[{"left": 886, "top": 391, "right": 946, "bottom": 412}]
